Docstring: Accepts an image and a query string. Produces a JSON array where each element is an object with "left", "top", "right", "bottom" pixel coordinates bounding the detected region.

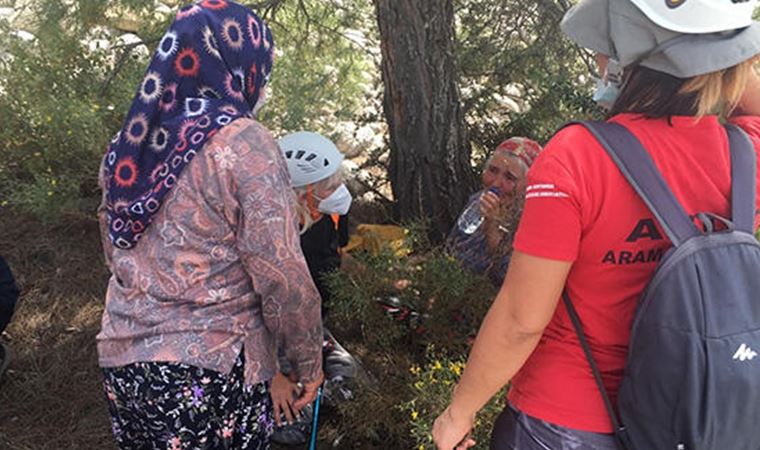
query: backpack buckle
[
  {"left": 614, "top": 425, "right": 634, "bottom": 450},
  {"left": 695, "top": 212, "right": 735, "bottom": 235}
]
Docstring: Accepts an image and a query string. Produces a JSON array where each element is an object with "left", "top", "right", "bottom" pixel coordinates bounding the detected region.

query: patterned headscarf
[
  {"left": 493, "top": 137, "right": 543, "bottom": 169},
  {"left": 102, "top": 0, "right": 274, "bottom": 249}
]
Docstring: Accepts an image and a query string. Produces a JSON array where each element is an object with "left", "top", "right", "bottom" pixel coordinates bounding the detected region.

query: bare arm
[{"left": 433, "top": 251, "right": 572, "bottom": 449}]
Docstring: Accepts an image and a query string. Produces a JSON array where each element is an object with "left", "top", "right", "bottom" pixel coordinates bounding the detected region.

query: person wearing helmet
[
  {"left": 278, "top": 131, "right": 352, "bottom": 315},
  {"left": 433, "top": 1, "right": 760, "bottom": 449},
  {"left": 269, "top": 131, "right": 358, "bottom": 446},
  {"left": 445, "top": 137, "right": 543, "bottom": 287},
  {"left": 95, "top": 3, "right": 323, "bottom": 448}
]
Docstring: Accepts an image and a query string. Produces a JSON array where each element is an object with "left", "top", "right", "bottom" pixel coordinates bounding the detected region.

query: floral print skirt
[{"left": 102, "top": 352, "right": 273, "bottom": 450}]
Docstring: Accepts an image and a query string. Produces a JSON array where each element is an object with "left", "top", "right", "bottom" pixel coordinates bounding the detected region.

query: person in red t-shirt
[{"left": 433, "top": 0, "right": 760, "bottom": 449}]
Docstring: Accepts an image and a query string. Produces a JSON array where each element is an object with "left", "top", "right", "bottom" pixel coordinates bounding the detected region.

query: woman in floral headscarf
[
  {"left": 96, "top": 2, "right": 322, "bottom": 448},
  {"left": 445, "top": 137, "right": 543, "bottom": 287}
]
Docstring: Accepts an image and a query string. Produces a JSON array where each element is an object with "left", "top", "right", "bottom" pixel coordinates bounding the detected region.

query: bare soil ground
[
  {"left": 0, "top": 213, "right": 352, "bottom": 450},
  {"left": 0, "top": 212, "right": 113, "bottom": 449}
]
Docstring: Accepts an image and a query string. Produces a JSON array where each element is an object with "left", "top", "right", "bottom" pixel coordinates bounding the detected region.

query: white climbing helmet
[
  {"left": 279, "top": 131, "right": 344, "bottom": 188},
  {"left": 629, "top": 0, "right": 757, "bottom": 34}
]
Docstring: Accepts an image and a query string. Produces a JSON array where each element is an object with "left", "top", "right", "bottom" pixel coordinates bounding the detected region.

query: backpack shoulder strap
[
  {"left": 725, "top": 124, "right": 757, "bottom": 234},
  {"left": 562, "top": 290, "right": 633, "bottom": 450},
  {"left": 568, "top": 121, "right": 699, "bottom": 247}
]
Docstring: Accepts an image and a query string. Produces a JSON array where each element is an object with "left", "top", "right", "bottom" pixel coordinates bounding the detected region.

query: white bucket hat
[
  {"left": 561, "top": 0, "right": 760, "bottom": 78},
  {"left": 279, "top": 131, "right": 344, "bottom": 188}
]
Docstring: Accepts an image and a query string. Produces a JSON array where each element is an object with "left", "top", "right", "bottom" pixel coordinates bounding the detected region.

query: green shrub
[
  {"left": 327, "top": 246, "right": 496, "bottom": 354},
  {"left": 401, "top": 349, "right": 508, "bottom": 450},
  {"left": 0, "top": 0, "right": 375, "bottom": 220},
  {"left": 0, "top": 2, "right": 159, "bottom": 219},
  {"left": 325, "top": 229, "right": 501, "bottom": 447}
]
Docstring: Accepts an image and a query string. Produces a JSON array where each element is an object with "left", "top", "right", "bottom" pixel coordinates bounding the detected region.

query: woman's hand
[
  {"left": 479, "top": 191, "right": 501, "bottom": 222},
  {"left": 293, "top": 372, "right": 324, "bottom": 412},
  {"left": 432, "top": 405, "right": 476, "bottom": 450},
  {"left": 271, "top": 372, "right": 301, "bottom": 426},
  {"left": 480, "top": 190, "right": 509, "bottom": 253}
]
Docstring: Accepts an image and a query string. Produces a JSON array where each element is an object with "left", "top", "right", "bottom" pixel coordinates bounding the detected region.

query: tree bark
[{"left": 373, "top": 0, "right": 477, "bottom": 242}]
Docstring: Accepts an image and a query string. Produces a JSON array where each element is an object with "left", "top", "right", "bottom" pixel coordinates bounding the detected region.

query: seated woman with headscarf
[{"left": 445, "top": 137, "right": 543, "bottom": 286}]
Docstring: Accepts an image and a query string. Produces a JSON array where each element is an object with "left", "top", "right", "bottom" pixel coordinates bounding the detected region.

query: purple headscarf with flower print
[{"left": 102, "top": 0, "right": 274, "bottom": 249}]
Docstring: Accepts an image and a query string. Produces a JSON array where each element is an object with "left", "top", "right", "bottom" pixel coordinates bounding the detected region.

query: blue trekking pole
[{"left": 308, "top": 386, "right": 323, "bottom": 450}]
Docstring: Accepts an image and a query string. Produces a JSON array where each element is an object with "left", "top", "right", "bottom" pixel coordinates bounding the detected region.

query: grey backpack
[{"left": 564, "top": 121, "right": 760, "bottom": 450}]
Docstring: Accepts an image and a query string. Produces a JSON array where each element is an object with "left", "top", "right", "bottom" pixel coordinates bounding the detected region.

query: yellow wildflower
[{"left": 411, "top": 410, "right": 418, "bottom": 420}]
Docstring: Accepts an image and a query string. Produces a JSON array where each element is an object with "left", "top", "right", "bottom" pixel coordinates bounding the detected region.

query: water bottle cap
[{"left": 488, "top": 187, "right": 501, "bottom": 195}]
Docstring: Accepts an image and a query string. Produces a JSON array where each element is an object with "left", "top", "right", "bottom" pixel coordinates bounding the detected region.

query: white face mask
[
  {"left": 592, "top": 77, "right": 620, "bottom": 110},
  {"left": 592, "top": 58, "right": 623, "bottom": 111},
  {"left": 317, "top": 184, "right": 352, "bottom": 215}
]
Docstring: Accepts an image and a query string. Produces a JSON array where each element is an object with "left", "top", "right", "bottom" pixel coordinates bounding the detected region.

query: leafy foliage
[
  {"left": 325, "top": 233, "right": 498, "bottom": 447},
  {"left": 456, "top": 0, "right": 602, "bottom": 161},
  {"left": 0, "top": 0, "right": 164, "bottom": 217},
  {"left": 401, "top": 350, "right": 508, "bottom": 449},
  {"left": 0, "top": 0, "right": 376, "bottom": 218},
  {"left": 0, "top": 0, "right": 601, "bottom": 222},
  {"left": 327, "top": 247, "right": 496, "bottom": 355},
  {"left": 253, "top": 0, "right": 376, "bottom": 136}
]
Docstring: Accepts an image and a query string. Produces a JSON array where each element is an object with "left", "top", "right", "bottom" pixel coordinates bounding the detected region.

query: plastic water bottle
[{"left": 457, "top": 187, "right": 499, "bottom": 234}]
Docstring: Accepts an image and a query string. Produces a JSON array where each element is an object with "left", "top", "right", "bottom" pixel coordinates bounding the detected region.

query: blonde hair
[
  {"left": 293, "top": 169, "right": 344, "bottom": 235},
  {"left": 611, "top": 57, "right": 759, "bottom": 118},
  {"left": 680, "top": 58, "right": 757, "bottom": 117}
]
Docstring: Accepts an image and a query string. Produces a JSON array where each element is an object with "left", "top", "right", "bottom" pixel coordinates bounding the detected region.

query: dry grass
[
  {"left": 0, "top": 211, "right": 368, "bottom": 450},
  {"left": 0, "top": 211, "right": 114, "bottom": 449}
]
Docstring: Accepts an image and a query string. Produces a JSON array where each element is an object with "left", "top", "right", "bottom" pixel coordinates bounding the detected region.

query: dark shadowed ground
[{"left": 0, "top": 212, "right": 354, "bottom": 449}]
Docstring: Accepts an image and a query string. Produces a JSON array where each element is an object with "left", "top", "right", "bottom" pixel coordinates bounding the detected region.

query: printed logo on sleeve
[{"left": 525, "top": 184, "right": 570, "bottom": 200}]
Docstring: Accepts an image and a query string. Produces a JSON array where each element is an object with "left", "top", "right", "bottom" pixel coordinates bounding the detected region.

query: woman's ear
[{"left": 596, "top": 53, "right": 610, "bottom": 79}]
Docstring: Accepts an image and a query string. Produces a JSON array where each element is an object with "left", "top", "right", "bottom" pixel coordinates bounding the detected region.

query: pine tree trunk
[{"left": 373, "top": 0, "right": 477, "bottom": 242}]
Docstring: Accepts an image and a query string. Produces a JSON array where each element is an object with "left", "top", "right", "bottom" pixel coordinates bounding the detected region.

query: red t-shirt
[{"left": 508, "top": 113, "right": 760, "bottom": 433}]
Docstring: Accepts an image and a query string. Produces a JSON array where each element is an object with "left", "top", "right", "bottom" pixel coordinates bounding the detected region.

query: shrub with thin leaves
[
  {"left": 324, "top": 227, "right": 500, "bottom": 447},
  {"left": 0, "top": 0, "right": 376, "bottom": 220},
  {"left": 401, "top": 349, "right": 508, "bottom": 450}
]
